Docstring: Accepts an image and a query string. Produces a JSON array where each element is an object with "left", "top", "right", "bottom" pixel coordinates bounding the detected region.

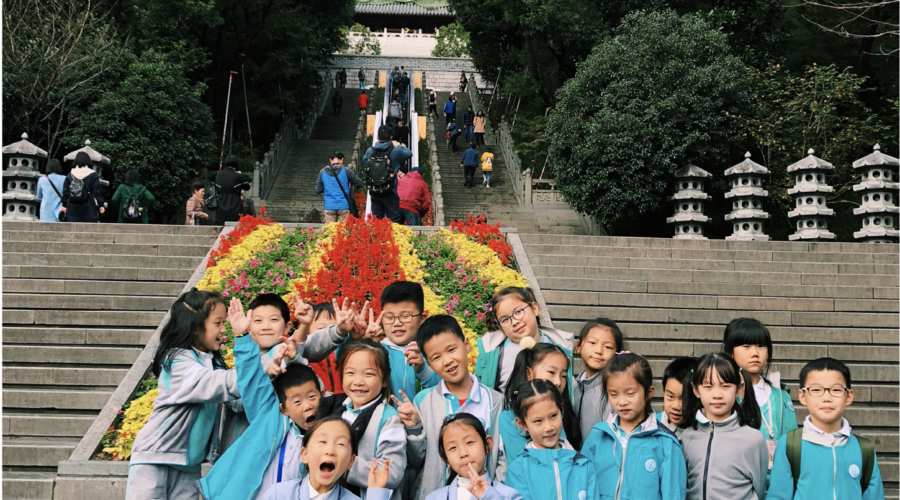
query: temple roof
[{"left": 356, "top": 0, "right": 452, "bottom": 15}]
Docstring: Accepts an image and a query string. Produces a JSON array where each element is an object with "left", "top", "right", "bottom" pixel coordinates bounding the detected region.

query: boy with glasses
[{"left": 768, "top": 357, "right": 884, "bottom": 500}]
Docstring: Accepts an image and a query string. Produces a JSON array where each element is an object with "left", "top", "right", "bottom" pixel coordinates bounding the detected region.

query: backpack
[
  {"left": 120, "top": 185, "right": 144, "bottom": 222},
  {"left": 392, "top": 73, "right": 402, "bottom": 88},
  {"left": 204, "top": 183, "right": 219, "bottom": 210},
  {"left": 389, "top": 102, "right": 402, "bottom": 119},
  {"left": 68, "top": 176, "right": 89, "bottom": 203},
  {"left": 485, "top": 157, "right": 493, "bottom": 169},
  {"left": 366, "top": 146, "right": 394, "bottom": 195},
  {"left": 786, "top": 429, "right": 875, "bottom": 494}
]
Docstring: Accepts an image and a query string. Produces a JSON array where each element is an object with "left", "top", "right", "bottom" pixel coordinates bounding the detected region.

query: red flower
[
  {"left": 449, "top": 215, "right": 513, "bottom": 265},
  {"left": 207, "top": 212, "right": 275, "bottom": 268}
]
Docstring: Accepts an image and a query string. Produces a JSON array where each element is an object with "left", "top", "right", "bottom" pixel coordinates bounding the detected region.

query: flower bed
[{"left": 98, "top": 215, "right": 524, "bottom": 460}]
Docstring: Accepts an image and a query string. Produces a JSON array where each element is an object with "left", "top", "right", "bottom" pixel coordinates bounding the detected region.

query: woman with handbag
[
  {"left": 185, "top": 182, "right": 209, "bottom": 225},
  {"left": 36, "top": 159, "right": 66, "bottom": 222},
  {"left": 61, "top": 152, "right": 105, "bottom": 223}
]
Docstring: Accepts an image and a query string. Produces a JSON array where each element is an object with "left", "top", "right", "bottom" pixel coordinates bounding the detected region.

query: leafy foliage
[
  {"left": 546, "top": 10, "right": 745, "bottom": 232},
  {"left": 432, "top": 22, "right": 470, "bottom": 58},
  {"left": 341, "top": 23, "right": 382, "bottom": 55},
  {"left": 65, "top": 49, "right": 216, "bottom": 221}
]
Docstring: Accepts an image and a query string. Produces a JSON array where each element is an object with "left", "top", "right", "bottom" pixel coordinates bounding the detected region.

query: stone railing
[
  {"left": 253, "top": 76, "right": 332, "bottom": 200},
  {"left": 427, "top": 115, "right": 445, "bottom": 226}
]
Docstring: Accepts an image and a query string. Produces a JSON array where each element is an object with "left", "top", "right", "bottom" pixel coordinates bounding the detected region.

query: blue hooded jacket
[
  {"left": 444, "top": 100, "right": 456, "bottom": 115},
  {"left": 382, "top": 339, "right": 441, "bottom": 402},
  {"left": 505, "top": 447, "right": 599, "bottom": 500},
  {"left": 498, "top": 409, "right": 569, "bottom": 462},
  {"left": 199, "top": 335, "right": 302, "bottom": 500},
  {"left": 424, "top": 472, "right": 522, "bottom": 500},
  {"left": 581, "top": 415, "right": 686, "bottom": 500}
]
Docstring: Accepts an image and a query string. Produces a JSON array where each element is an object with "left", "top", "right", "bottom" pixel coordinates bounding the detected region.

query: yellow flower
[
  {"left": 440, "top": 229, "right": 527, "bottom": 289},
  {"left": 103, "top": 389, "right": 159, "bottom": 461},
  {"left": 198, "top": 225, "right": 286, "bottom": 291}
]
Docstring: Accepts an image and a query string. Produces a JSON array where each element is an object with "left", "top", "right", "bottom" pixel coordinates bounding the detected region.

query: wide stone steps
[
  {"left": 1, "top": 222, "right": 218, "bottom": 498},
  {"left": 523, "top": 233, "right": 899, "bottom": 488}
]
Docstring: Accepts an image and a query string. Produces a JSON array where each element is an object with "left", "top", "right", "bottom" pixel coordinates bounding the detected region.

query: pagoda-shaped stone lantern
[
  {"left": 666, "top": 164, "right": 712, "bottom": 239},
  {"left": 2, "top": 133, "right": 48, "bottom": 221},
  {"left": 64, "top": 139, "right": 110, "bottom": 182},
  {"left": 787, "top": 149, "right": 835, "bottom": 241},
  {"left": 724, "top": 152, "right": 770, "bottom": 241},
  {"left": 852, "top": 144, "right": 899, "bottom": 243}
]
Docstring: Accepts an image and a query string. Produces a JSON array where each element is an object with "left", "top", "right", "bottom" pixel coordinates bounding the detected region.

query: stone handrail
[{"left": 254, "top": 75, "right": 332, "bottom": 200}]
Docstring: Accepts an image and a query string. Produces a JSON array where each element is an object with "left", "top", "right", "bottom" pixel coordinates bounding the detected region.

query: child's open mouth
[
  {"left": 305, "top": 415, "right": 317, "bottom": 425},
  {"left": 319, "top": 461, "right": 336, "bottom": 478}
]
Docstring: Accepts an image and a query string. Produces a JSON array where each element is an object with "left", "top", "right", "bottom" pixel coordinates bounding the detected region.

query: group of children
[{"left": 127, "top": 282, "right": 884, "bottom": 500}]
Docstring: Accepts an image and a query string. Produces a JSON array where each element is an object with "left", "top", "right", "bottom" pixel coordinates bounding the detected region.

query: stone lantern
[
  {"left": 852, "top": 144, "right": 899, "bottom": 243},
  {"left": 2, "top": 133, "right": 48, "bottom": 221},
  {"left": 666, "top": 164, "right": 712, "bottom": 239},
  {"left": 724, "top": 152, "right": 770, "bottom": 241},
  {"left": 787, "top": 149, "right": 835, "bottom": 241},
  {"left": 64, "top": 139, "right": 110, "bottom": 179}
]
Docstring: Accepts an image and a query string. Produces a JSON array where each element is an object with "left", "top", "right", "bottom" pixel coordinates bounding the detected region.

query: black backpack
[
  {"left": 120, "top": 185, "right": 144, "bottom": 222},
  {"left": 204, "top": 183, "right": 219, "bottom": 210},
  {"left": 392, "top": 73, "right": 402, "bottom": 88},
  {"left": 366, "top": 146, "right": 394, "bottom": 195},
  {"left": 68, "top": 176, "right": 89, "bottom": 203}
]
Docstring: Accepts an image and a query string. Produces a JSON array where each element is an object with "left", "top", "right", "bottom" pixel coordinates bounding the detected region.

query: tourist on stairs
[
  {"left": 461, "top": 143, "right": 479, "bottom": 188},
  {"left": 315, "top": 152, "right": 362, "bottom": 223},
  {"left": 363, "top": 125, "right": 412, "bottom": 224},
  {"left": 215, "top": 154, "right": 251, "bottom": 223},
  {"left": 398, "top": 164, "right": 432, "bottom": 226},
  {"left": 463, "top": 106, "right": 475, "bottom": 145},
  {"left": 35, "top": 159, "right": 65, "bottom": 222},
  {"left": 111, "top": 168, "right": 155, "bottom": 224},
  {"left": 61, "top": 151, "right": 105, "bottom": 223}
]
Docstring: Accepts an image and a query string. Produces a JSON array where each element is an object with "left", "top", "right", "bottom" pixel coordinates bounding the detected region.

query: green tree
[
  {"left": 432, "top": 22, "right": 470, "bottom": 58},
  {"left": 340, "top": 23, "right": 381, "bottom": 55},
  {"left": 546, "top": 10, "right": 745, "bottom": 233},
  {"left": 65, "top": 49, "right": 216, "bottom": 222}
]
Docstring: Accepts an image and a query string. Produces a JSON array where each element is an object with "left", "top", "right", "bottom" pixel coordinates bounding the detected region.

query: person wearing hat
[
  {"left": 215, "top": 154, "right": 251, "bottom": 223},
  {"left": 61, "top": 151, "right": 105, "bottom": 222},
  {"left": 36, "top": 159, "right": 66, "bottom": 222},
  {"left": 315, "top": 152, "right": 362, "bottom": 223}
]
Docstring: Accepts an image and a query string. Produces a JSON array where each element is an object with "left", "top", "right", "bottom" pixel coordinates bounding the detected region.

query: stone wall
[{"left": 326, "top": 54, "right": 476, "bottom": 73}]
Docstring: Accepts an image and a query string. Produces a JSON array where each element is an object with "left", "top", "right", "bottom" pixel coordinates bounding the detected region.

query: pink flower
[
  {"left": 462, "top": 276, "right": 467, "bottom": 285},
  {"left": 222, "top": 336, "right": 229, "bottom": 342},
  {"left": 223, "top": 291, "right": 230, "bottom": 297},
  {"left": 267, "top": 270, "right": 273, "bottom": 277},
  {"left": 477, "top": 313, "right": 484, "bottom": 320},
  {"left": 464, "top": 310, "right": 470, "bottom": 316}
]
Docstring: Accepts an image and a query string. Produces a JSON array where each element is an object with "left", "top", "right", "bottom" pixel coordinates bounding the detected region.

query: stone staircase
[
  {"left": 1, "top": 221, "right": 219, "bottom": 500},
  {"left": 264, "top": 88, "right": 363, "bottom": 222},
  {"left": 521, "top": 234, "right": 900, "bottom": 494},
  {"left": 435, "top": 92, "right": 583, "bottom": 234}
]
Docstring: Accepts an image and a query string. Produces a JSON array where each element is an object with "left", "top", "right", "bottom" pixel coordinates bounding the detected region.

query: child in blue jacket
[
  {"left": 768, "top": 358, "right": 884, "bottom": 500},
  {"left": 200, "top": 298, "right": 323, "bottom": 500},
  {"left": 504, "top": 380, "right": 597, "bottom": 500},
  {"left": 581, "top": 352, "right": 686, "bottom": 500}
]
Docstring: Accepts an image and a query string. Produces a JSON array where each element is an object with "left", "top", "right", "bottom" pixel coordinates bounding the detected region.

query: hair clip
[
  {"left": 443, "top": 415, "right": 455, "bottom": 423},
  {"left": 615, "top": 351, "right": 632, "bottom": 355},
  {"left": 183, "top": 302, "right": 197, "bottom": 313},
  {"left": 519, "top": 337, "right": 536, "bottom": 350}
]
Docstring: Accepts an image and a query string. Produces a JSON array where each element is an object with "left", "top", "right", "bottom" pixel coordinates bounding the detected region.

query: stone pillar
[
  {"left": 666, "top": 164, "right": 711, "bottom": 239},
  {"left": 2, "top": 133, "right": 48, "bottom": 221},
  {"left": 724, "top": 152, "right": 770, "bottom": 241},
  {"left": 787, "top": 149, "right": 836, "bottom": 241},
  {"left": 852, "top": 144, "right": 899, "bottom": 243}
]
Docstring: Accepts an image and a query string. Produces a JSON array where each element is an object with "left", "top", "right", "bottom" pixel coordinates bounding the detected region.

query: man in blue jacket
[
  {"left": 363, "top": 125, "right": 413, "bottom": 224},
  {"left": 460, "top": 143, "right": 479, "bottom": 188},
  {"left": 443, "top": 96, "right": 456, "bottom": 125},
  {"left": 315, "top": 152, "right": 362, "bottom": 223},
  {"left": 462, "top": 105, "right": 475, "bottom": 145}
]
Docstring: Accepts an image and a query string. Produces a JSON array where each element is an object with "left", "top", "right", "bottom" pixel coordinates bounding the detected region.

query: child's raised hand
[
  {"left": 350, "top": 300, "right": 371, "bottom": 340},
  {"left": 465, "top": 466, "right": 490, "bottom": 499},
  {"left": 292, "top": 295, "right": 314, "bottom": 326},
  {"left": 226, "top": 297, "right": 251, "bottom": 335},
  {"left": 267, "top": 345, "right": 287, "bottom": 377},
  {"left": 404, "top": 341, "right": 425, "bottom": 373},
  {"left": 333, "top": 297, "right": 357, "bottom": 336},
  {"left": 367, "top": 458, "right": 391, "bottom": 489},
  {"left": 278, "top": 335, "right": 299, "bottom": 361},
  {"left": 389, "top": 390, "right": 421, "bottom": 427},
  {"left": 364, "top": 308, "right": 386, "bottom": 343}
]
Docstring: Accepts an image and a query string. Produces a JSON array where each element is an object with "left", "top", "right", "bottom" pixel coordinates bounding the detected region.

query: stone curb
[{"left": 506, "top": 232, "right": 554, "bottom": 329}]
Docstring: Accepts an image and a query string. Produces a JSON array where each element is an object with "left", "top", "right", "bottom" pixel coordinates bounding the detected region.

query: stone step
[
  {"left": 2, "top": 293, "right": 175, "bottom": 311},
  {"left": 528, "top": 253, "right": 898, "bottom": 275},
  {"left": 542, "top": 289, "right": 899, "bottom": 313},
  {"left": 3, "top": 366, "right": 130, "bottom": 386},
  {"left": 2, "top": 230, "right": 219, "bottom": 247},
  {"left": 2, "top": 241, "right": 211, "bottom": 257},
  {"left": 2, "top": 436, "right": 81, "bottom": 467},
  {"left": 3, "top": 413, "right": 98, "bottom": 437},
  {"left": 2, "top": 327, "right": 154, "bottom": 346},
  {"left": 3, "top": 388, "right": 114, "bottom": 411},
  {"left": 3, "top": 309, "right": 166, "bottom": 328},
  {"left": 2, "top": 471, "right": 56, "bottom": 500},
  {"left": 4, "top": 265, "right": 195, "bottom": 282},
  {"left": 3, "top": 279, "right": 185, "bottom": 297},
  {"left": 551, "top": 321, "right": 897, "bottom": 346},
  {"left": 524, "top": 242, "right": 900, "bottom": 264},
  {"left": 547, "top": 304, "right": 898, "bottom": 329},
  {"left": 2, "top": 221, "right": 221, "bottom": 236},
  {"left": 532, "top": 264, "right": 898, "bottom": 287},
  {"left": 519, "top": 233, "right": 899, "bottom": 253},
  {"left": 537, "top": 276, "right": 896, "bottom": 300},
  {"left": 3, "top": 252, "right": 201, "bottom": 270},
  {"left": 4, "top": 345, "right": 142, "bottom": 365}
]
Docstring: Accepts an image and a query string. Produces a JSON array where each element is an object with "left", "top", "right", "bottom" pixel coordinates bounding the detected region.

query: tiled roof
[{"left": 355, "top": 3, "right": 452, "bottom": 15}]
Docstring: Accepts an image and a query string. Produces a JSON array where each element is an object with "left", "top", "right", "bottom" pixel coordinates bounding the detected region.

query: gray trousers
[{"left": 127, "top": 464, "right": 200, "bottom": 500}]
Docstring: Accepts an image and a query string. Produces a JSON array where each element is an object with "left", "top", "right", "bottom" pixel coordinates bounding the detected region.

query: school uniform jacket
[
  {"left": 423, "top": 473, "right": 522, "bottom": 500},
  {"left": 681, "top": 411, "right": 768, "bottom": 500},
  {"left": 474, "top": 326, "right": 575, "bottom": 398},
  {"left": 407, "top": 375, "right": 508, "bottom": 500},
  {"left": 574, "top": 371, "right": 611, "bottom": 439},
  {"left": 767, "top": 417, "right": 884, "bottom": 500},
  {"left": 498, "top": 409, "right": 570, "bottom": 462},
  {"left": 130, "top": 348, "right": 240, "bottom": 472},
  {"left": 755, "top": 372, "right": 799, "bottom": 444},
  {"left": 382, "top": 338, "right": 441, "bottom": 402},
  {"left": 505, "top": 447, "right": 598, "bottom": 500},
  {"left": 200, "top": 335, "right": 306, "bottom": 500},
  {"left": 581, "top": 414, "right": 686, "bottom": 500},
  {"left": 260, "top": 476, "right": 392, "bottom": 500}
]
